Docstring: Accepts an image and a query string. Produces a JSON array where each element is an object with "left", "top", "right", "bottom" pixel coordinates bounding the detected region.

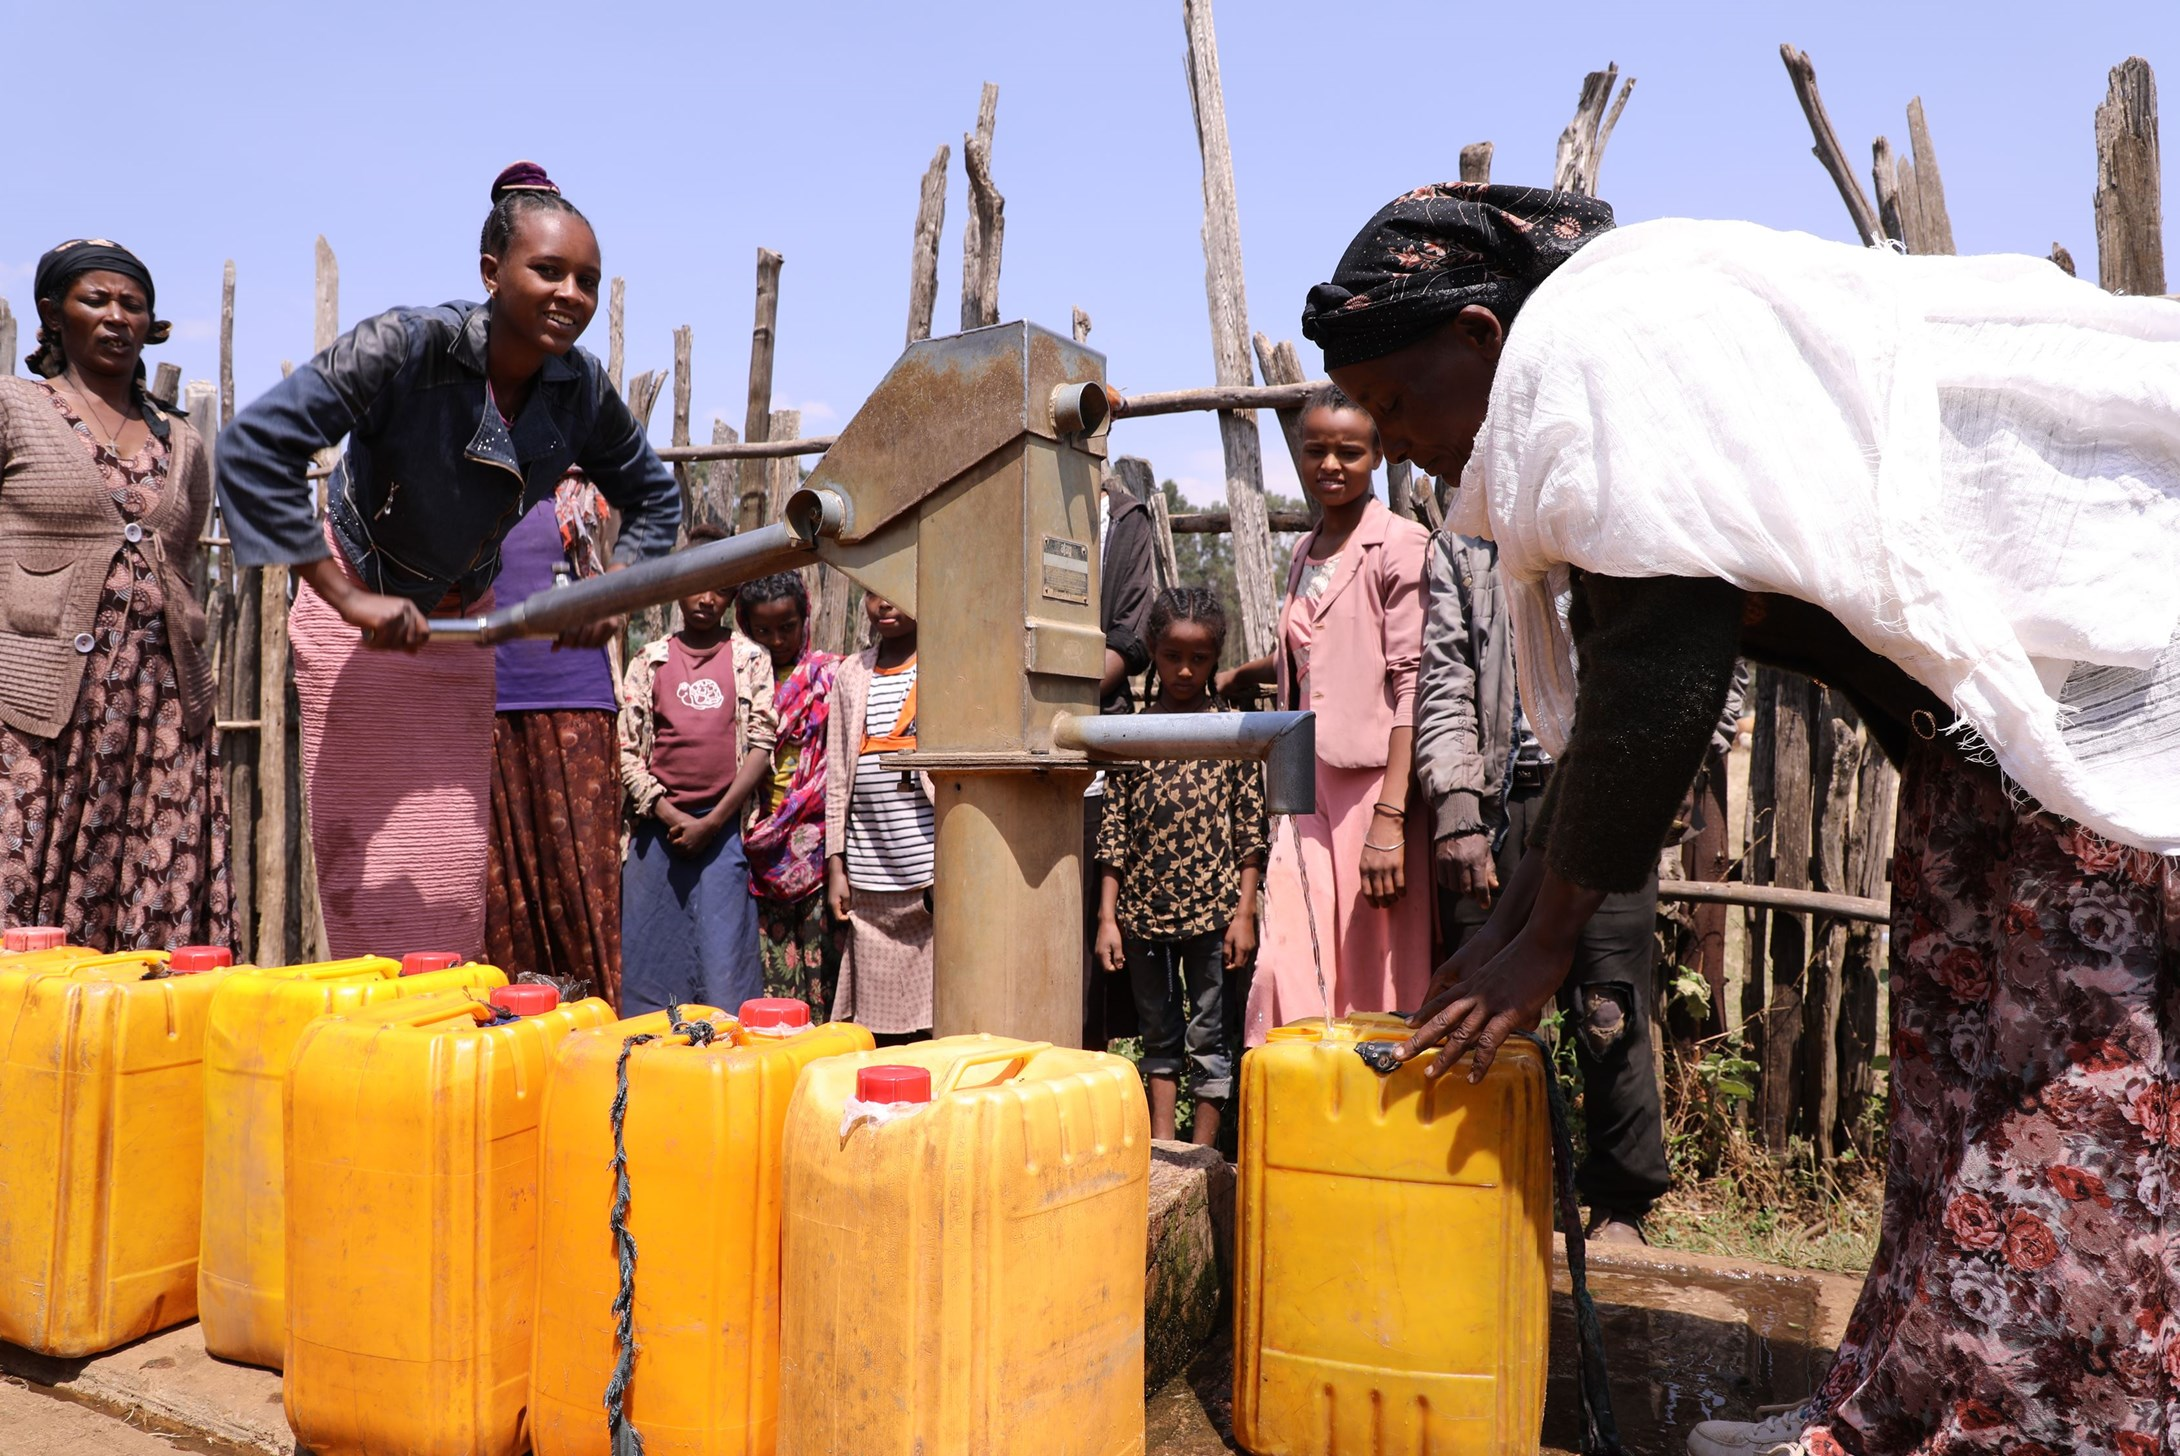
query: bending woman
[
  {"left": 1218, "top": 384, "right": 1430, "bottom": 1037},
  {"left": 0, "top": 240, "right": 230, "bottom": 951},
  {"left": 1309, "top": 183, "right": 2180, "bottom": 1456},
  {"left": 218, "top": 163, "right": 679, "bottom": 959}
]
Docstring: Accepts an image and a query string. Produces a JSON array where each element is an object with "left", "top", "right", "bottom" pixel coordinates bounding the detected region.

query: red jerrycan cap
[
  {"left": 490, "top": 984, "right": 560, "bottom": 1016},
  {"left": 401, "top": 952, "right": 463, "bottom": 975},
  {"left": 737, "top": 997, "right": 811, "bottom": 1033},
  {"left": 5, "top": 926, "right": 66, "bottom": 953},
  {"left": 165, "top": 945, "right": 233, "bottom": 973},
  {"left": 856, "top": 1064, "right": 932, "bottom": 1104}
]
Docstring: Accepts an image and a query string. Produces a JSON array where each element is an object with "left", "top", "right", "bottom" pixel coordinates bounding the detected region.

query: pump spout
[
  {"left": 1052, "top": 710, "right": 1316, "bottom": 815},
  {"left": 424, "top": 493, "right": 845, "bottom": 645}
]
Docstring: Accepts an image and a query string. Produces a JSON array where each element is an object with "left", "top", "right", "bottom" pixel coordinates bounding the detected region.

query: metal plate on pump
[{"left": 1039, "top": 535, "right": 1091, "bottom": 604}]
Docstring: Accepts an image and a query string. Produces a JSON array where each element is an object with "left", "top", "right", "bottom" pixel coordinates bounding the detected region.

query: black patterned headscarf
[
  {"left": 27, "top": 238, "right": 170, "bottom": 379},
  {"left": 1300, "top": 183, "right": 1615, "bottom": 370}
]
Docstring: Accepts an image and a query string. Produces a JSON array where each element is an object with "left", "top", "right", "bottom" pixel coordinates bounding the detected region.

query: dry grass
[
  {"left": 1636, "top": 1038, "right": 1884, "bottom": 1275},
  {"left": 1646, "top": 1157, "right": 1881, "bottom": 1274}
]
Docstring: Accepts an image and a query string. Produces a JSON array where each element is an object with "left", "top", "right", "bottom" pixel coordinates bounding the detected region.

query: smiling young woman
[
  {"left": 0, "top": 239, "right": 230, "bottom": 952},
  {"left": 1215, "top": 383, "right": 1432, "bottom": 1039},
  {"left": 217, "top": 162, "right": 680, "bottom": 962}
]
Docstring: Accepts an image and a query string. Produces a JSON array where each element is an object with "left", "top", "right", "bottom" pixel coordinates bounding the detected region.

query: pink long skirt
[
  {"left": 1245, "top": 760, "right": 1431, "bottom": 1043},
  {"left": 290, "top": 555, "right": 495, "bottom": 960}
]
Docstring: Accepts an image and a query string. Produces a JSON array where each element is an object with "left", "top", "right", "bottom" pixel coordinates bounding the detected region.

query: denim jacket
[{"left": 216, "top": 301, "right": 680, "bottom": 608}]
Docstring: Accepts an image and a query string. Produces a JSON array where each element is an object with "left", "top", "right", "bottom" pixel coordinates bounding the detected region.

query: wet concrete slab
[
  {"left": 0, "top": 1234, "right": 1865, "bottom": 1456},
  {"left": 0, "top": 1324, "right": 290, "bottom": 1455}
]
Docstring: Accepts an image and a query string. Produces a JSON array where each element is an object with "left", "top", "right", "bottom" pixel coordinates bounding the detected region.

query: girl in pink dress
[{"left": 1219, "top": 384, "right": 1431, "bottom": 1039}]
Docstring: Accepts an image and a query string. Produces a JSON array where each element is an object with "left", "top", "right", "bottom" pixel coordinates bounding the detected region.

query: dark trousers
[
  {"left": 1440, "top": 780, "right": 1672, "bottom": 1218},
  {"left": 1122, "top": 930, "right": 1232, "bottom": 1102}
]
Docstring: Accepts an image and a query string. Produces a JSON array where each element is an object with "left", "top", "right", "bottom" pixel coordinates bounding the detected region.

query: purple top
[{"left": 492, "top": 502, "right": 618, "bottom": 712}]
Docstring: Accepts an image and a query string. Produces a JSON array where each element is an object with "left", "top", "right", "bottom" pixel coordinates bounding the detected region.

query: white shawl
[{"left": 1449, "top": 218, "right": 2180, "bottom": 850}]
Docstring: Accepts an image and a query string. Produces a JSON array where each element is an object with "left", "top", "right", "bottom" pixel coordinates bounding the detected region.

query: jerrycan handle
[
  {"left": 935, "top": 1042, "right": 1053, "bottom": 1098},
  {"left": 663, "top": 1005, "right": 745, "bottom": 1048},
  {"left": 403, "top": 996, "right": 505, "bottom": 1030}
]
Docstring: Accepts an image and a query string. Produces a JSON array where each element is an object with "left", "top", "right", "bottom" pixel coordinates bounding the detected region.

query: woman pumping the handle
[{"left": 218, "top": 161, "right": 680, "bottom": 961}]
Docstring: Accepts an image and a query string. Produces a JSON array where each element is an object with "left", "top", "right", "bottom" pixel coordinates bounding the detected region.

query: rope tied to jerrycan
[{"left": 605, "top": 1006, "right": 720, "bottom": 1456}]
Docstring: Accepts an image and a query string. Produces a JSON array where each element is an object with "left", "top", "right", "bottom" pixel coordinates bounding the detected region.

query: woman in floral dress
[
  {"left": 735, "top": 572, "right": 840, "bottom": 1020},
  {"left": 1302, "top": 184, "right": 2180, "bottom": 1454},
  {"left": 0, "top": 240, "right": 230, "bottom": 951}
]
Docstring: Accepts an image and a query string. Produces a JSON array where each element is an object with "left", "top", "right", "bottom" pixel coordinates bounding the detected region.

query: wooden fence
[{"left": 6, "top": 19, "right": 2160, "bottom": 1156}]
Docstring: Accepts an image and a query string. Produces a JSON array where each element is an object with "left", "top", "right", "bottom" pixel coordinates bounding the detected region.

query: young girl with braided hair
[{"left": 1095, "top": 587, "right": 1269, "bottom": 1145}]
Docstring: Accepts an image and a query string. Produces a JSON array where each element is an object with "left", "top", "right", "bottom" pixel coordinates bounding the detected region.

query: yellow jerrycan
[
  {"left": 529, "top": 997, "right": 874, "bottom": 1456},
  {"left": 1232, "top": 1015, "right": 1552, "bottom": 1456},
  {"left": 778, "top": 1035, "right": 1151, "bottom": 1456},
  {"left": 283, "top": 984, "right": 613, "bottom": 1456},
  {"left": 198, "top": 954, "right": 507, "bottom": 1368},
  {"left": 0, "top": 946, "right": 234, "bottom": 1356}
]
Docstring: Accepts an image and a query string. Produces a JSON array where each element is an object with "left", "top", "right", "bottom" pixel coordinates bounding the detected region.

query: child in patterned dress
[{"left": 1094, "top": 588, "right": 1269, "bottom": 1144}]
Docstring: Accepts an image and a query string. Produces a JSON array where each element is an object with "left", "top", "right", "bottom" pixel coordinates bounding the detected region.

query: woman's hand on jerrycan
[{"left": 1395, "top": 844, "right": 1593, "bottom": 1082}]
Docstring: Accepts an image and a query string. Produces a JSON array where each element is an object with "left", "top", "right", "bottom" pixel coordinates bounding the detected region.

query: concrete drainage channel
[{"left": 0, "top": 1144, "right": 1863, "bottom": 1456}]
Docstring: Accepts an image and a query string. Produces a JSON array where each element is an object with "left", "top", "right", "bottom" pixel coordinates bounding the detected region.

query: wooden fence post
[
  {"left": 738, "top": 249, "right": 784, "bottom": 533},
  {"left": 220, "top": 262, "right": 236, "bottom": 421},
  {"left": 1553, "top": 63, "right": 1635, "bottom": 196},
  {"left": 1459, "top": 142, "right": 1494, "bottom": 185},
  {"left": 1873, "top": 101, "right": 1957, "bottom": 255},
  {"left": 671, "top": 326, "right": 694, "bottom": 524},
  {"left": 1183, "top": 0, "right": 1278, "bottom": 662},
  {"left": 1781, "top": 45, "right": 1884, "bottom": 246},
  {"left": 907, "top": 144, "right": 949, "bottom": 346},
  {"left": 961, "top": 84, "right": 1005, "bottom": 331},
  {"left": 607, "top": 277, "right": 625, "bottom": 397},
  {"left": 1802, "top": 694, "right": 1858, "bottom": 1162},
  {"left": 1741, "top": 669, "right": 1777, "bottom": 1097},
  {"left": 1837, "top": 743, "right": 1898, "bottom": 1154},
  {"left": 1905, "top": 99, "right": 1957, "bottom": 255},
  {"left": 1115, "top": 456, "right": 1180, "bottom": 592},
  {"left": 212, "top": 260, "right": 256, "bottom": 963},
  {"left": 1386, "top": 461, "right": 1414, "bottom": 520},
  {"left": 2096, "top": 57, "right": 2165, "bottom": 297},
  {"left": 624, "top": 368, "right": 671, "bottom": 651},
  {"left": 1250, "top": 332, "right": 1311, "bottom": 502},
  {"left": 1073, "top": 308, "right": 1092, "bottom": 344},
  {"left": 0, "top": 299, "right": 15, "bottom": 376},
  {"left": 1758, "top": 673, "right": 1816, "bottom": 1152},
  {"left": 151, "top": 364, "right": 181, "bottom": 407},
  {"left": 700, "top": 420, "right": 739, "bottom": 529},
  {"left": 766, "top": 409, "right": 802, "bottom": 521},
  {"left": 295, "top": 238, "right": 339, "bottom": 962}
]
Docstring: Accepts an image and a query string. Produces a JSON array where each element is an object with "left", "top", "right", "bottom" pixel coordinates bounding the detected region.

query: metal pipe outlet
[
  {"left": 1052, "top": 710, "right": 1316, "bottom": 815},
  {"left": 425, "top": 515, "right": 824, "bottom": 645}
]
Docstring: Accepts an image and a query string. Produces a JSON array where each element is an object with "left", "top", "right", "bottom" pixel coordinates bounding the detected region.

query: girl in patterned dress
[{"left": 1095, "top": 589, "right": 1269, "bottom": 1145}]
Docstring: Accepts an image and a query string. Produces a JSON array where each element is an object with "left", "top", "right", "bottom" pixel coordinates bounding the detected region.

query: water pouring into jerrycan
[{"left": 1235, "top": 814, "right": 1625, "bottom": 1456}]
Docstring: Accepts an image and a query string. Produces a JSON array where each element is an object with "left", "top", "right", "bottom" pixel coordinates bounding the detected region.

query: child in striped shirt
[{"left": 823, "top": 595, "right": 934, "bottom": 1043}]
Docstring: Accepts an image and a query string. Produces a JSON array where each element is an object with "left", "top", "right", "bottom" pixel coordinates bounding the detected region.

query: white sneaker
[{"left": 1685, "top": 1405, "right": 1813, "bottom": 1456}]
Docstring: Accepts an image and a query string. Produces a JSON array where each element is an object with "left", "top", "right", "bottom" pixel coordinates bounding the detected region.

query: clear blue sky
[{"left": 5, "top": 1, "right": 2173, "bottom": 503}]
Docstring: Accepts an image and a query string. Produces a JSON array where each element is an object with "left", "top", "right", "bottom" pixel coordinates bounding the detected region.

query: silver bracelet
[{"left": 1364, "top": 836, "right": 1406, "bottom": 853}]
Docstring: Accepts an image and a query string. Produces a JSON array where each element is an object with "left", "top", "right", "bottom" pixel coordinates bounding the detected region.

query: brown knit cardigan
[{"left": 0, "top": 377, "right": 214, "bottom": 739}]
